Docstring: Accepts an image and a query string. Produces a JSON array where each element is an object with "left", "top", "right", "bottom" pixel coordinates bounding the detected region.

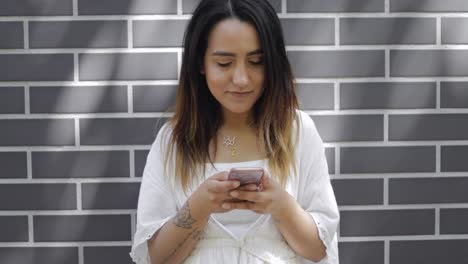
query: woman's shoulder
[
  {"left": 294, "top": 109, "right": 324, "bottom": 153},
  {"left": 294, "top": 109, "right": 320, "bottom": 138}
]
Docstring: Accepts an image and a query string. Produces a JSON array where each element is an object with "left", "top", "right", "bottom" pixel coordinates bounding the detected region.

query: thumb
[
  {"left": 210, "top": 171, "right": 229, "bottom": 181},
  {"left": 260, "top": 171, "right": 272, "bottom": 188}
]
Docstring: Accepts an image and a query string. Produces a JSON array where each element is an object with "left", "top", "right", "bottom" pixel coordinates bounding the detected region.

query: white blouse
[{"left": 130, "top": 110, "right": 340, "bottom": 264}]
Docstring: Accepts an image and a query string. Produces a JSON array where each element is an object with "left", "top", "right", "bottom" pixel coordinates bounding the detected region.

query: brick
[
  {"left": 34, "top": 215, "right": 131, "bottom": 242},
  {"left": 325, "top": 148, "right": 335, "bottom": 174},
  {"left": 79, "top": 53, "right": 177, "bottom": 81},
  {"left": 79, "top": 0, "right": 176, "bottom": 15},
  {"left": 341, "top": 146, "right": 435, "bottom": 174},
  {"left": 0, "top": 247, "right": 78, "bottom": 264},
  {"left": 183, "top": 0, "right": 281, "bottom": 14},
  {"left": 340, "top": 82, "right": 436, "bottom": 109},
  {"left": 133, "top": 85, "right": 176, "bottom": 112},
  {"left": 391, "top": 0, "right": 468, "bottom": 12},
  {"left": 389, "top": 114, "right": 468, "bottom": 141},
  {"left": 0, "top": 216, "right": 28, "bottom": 242},
  {"left": 0, "top": 0, "right": 72, "bottom": 16},
  {"left": 135, "top": 150, "right": 149, "bottom": 177},
  {"left": 441, "top": 209, "right": 468, "bottom": 234},
  {"left": 281, "top": 19, "right": 334, "bottom": 45},
  {"left": 30, "top": 21, "right": 127, "bottom": 49},
  {"left": 288, "top": 0, "right": 384, "bottom": 12},
  {"left": 0, "top": 152, "right": 27, "bottom": 179},
  {"left": 0, "top": 119, "right": 75, "bottom": 146},
  {"left": 442, "top": 146, "right": 468, "bottom": 172},
  {"left": 0, "top": 184, "right": 76, "bottom": 210},
  {"left": 340, "top": 209, "right": 435, "bottom": 236},
  {"left": 441, "top": 82, "right": 468, "bottom": 108},
  {"left": 442, "top": 18, "right": 468, "bottom": 44},
  {"left": 30, "top": 86, "right": 128, "bottom": 114},
  {"left": 390, "top": 240, "right": 468, "bottom": 264},
  {"left": 339, "top": 241, "right": 384, "bottom": 264},
  {"left": 83, "top": 246, "right": 132, "bottom": 264},
  {"left": 82, "top": 183, "right": 140, "bottom": 209},
  {"left": 133, "top": 20, "right": 188, "bottom": 47},
  {"left": 0, "top": 22, "right": 23, "bottom": 49},
  {"left": 32, "top": 151, "right": 130, "bottom": 178},
  {"left": 0, "top": 54, "right": 74, "bottom": 81},
  {"left": 311, "top": 115, "right": 383, "bottom": 142},
  {"left": 390, "top": 177, "right": 468, "bottom": 204},
  {"left": 341, "top": 18, "right": 435, "bottom": 45},
  {"left": 80, "top": 118, "right": 166, "bottom": 145},
  {"left": 288, "top": 50, "right": 385, "bottom": 78},
  {"left": 296, "top": 83, "right": 334, "bottom": 110},
  {"left": 391, "top": 50, "right": 468, "bottom": 77},
  {"left": 332, "top": 179, "right": 383, "bottom": 205},
  {"left": 0, "top": 87, "right": 25, "bottom": 114}
]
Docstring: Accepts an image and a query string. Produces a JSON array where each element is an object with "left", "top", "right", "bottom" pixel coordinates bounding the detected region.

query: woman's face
[{"left": 203, "top": 18, "right": 265, "bottom": 116}]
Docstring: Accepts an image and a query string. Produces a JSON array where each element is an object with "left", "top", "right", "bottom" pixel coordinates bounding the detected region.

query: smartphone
[{"left": 227, "top": 167, "right": 263, "bottom": 187}]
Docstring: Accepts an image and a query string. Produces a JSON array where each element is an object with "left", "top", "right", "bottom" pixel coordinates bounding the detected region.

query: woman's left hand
[{"left": 221, "top": 170, "right": 294, "bottom": 217}]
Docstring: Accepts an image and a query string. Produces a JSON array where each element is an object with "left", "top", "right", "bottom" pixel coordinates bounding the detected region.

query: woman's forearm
[
  {"left": 147, "top": 196, "right": 210, "bottom": 264},
  {"left": 272, "top": 194, "right": 326, "bottom": 262}
]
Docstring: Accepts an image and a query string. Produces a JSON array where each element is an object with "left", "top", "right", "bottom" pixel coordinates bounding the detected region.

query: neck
[{"left": 221, "top": 109, "right": 254, "bottom": 132}]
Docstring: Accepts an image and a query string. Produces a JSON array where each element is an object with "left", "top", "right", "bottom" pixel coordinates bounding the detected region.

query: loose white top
[{"left": 130, "top": 110, "right": 340, "bottom": 264}]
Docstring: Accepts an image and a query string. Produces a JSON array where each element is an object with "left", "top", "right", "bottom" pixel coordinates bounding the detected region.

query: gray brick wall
[{"left": 0, "top": 0, "right": 467, "bottom": 263}]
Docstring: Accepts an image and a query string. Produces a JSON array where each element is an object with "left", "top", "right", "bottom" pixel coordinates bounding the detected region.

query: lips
[{"left": 229, "top": 91, "right": 253, "bottom": 98}]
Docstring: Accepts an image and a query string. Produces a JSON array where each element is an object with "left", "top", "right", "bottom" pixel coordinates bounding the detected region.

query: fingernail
[
  {"left": 230, "top": 191, "right": 238, "bottom": 197},
  {"left": 222, "top": 203, "right": 230, "bottom": 209},
  {"left": 233, "top": 181, "right": 240, "bottom": 188}
]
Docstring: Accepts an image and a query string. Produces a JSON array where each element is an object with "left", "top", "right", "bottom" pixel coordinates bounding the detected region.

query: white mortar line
[
  {"left": 435, "top": 208, "right": 440, "bottom": 235},
  {"left": 75, "top": 118, "right": 80, "bottom": 147},
  {"left": 334, "top": 82, "right": 339, "bottom": 110},
  {"left": 384, "top": 240, "right": 389, "bottom": 264},
  {"left": 282, "top": 0, "right": 287, "bottom": 14},
  {"left": 335, "top": 146, "right": 340, "bottom": 175},
  {"left": 335, "top": 17, "right": 339, "bottom": 46},
  {"left": 77, "top": 183, "right": 82, "bottom": 211},
  {"left": 24, "top": 85, "right": 30, "bottom": 114},
  {"left": 23, "top": 21, "right": 29, "bottom": 49},
  {"left": 385, "top": 49, "right": 390, "bottom": 78},
  {"left": 78, "top": 246, "right": 84, "bottom": 264},
  {"left": 383, "top": 177, "right": 389, "bottom": 205},
  {"left": 437, "top": 17, "right": 442, "bottom": 45},
  {"left": 27, "top": 151, "right": 32, "bottom": 179},
  {"left": 129, "top": 150, "right": 135, "bottom": 178},
  {"left": 177, "top": 0, "right": 183, "bottom": 15},
  {"left": 74, "top": 53, "right": 79, "bottom": 82},
  {"left": 0, "top": 210, "right": 136, "bottom": 216},
  {"left": 28, "top": 215, "right": 34, "bottom": 242},
  {"left": 128, "top": 85, "right": 134, "bottom": 113},
  {"left": 437, "top": 81, "right": 441, "bottom": 109},
  {"left": 73, "top": 0, "right": 78, "bottom": 16},
  {"left": 436, "top": 144, "right": 441, "bottom": 173},
  {"left": 128, "top": 19, "right": 133, "bottom": 49},
  {"left": 385, "top": 0, "right": 390, "bottom": 13}
]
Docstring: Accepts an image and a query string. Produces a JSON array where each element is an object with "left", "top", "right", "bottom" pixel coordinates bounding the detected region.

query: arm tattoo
[
  {"left": 161, "top": 227, "right": 204, "bottom": 264},
  {"left": 172, "top": 200, "right": 197, "bottom": 229}
]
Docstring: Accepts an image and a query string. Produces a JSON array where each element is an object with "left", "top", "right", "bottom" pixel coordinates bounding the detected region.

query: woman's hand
[
  {"left": 190, "top": 171, "right": 243, "bottom": 215},
  {"left": 221, "top": 170, "right": 294, "bottom": 217}
]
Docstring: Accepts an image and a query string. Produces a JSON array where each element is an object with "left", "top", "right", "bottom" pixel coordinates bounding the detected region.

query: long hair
[{"left": 165, "top": 0, "right": 299, "bottom": 193}]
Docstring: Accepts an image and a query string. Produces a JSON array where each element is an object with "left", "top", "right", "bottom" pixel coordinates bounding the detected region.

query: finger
[
  {"left": 222, "top": 201, "right": 258, "bottom": 211},
  {"left": 209, "top": 171, "right": 229, "bottom": 181},
  {"left": 230, "top": 190, "right": 262, "bottom": 202},
  {"left": 208, "top": 180, "right": 240, "bottom": 193},
  {"left": 236, "top": 184, "right": 259, "bottom": 191}
]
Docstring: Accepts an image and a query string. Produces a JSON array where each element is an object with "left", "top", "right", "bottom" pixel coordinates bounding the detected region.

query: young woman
[{"left": 130, "top": 0, "right": 339, "bottom": 263}]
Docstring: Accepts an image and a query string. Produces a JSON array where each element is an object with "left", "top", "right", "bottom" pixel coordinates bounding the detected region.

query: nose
[{"left": 232, "top": 64, "right": 249, "bottom": 88}]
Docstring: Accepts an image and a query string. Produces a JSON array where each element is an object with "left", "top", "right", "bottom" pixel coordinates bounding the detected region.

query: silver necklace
[{"left": 222, "top": 136, "right": 238, "bottom": 157}]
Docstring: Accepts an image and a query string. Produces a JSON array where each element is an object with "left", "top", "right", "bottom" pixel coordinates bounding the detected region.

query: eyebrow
[{"left": 212, "top": 49, "right": 263, "bottom": 57}]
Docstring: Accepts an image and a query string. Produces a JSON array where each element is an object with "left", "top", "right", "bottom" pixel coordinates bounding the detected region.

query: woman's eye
[
  {"left": 217, "top": 62, "right": 231, "bottom": 67},
  {"left": 250, "top": 59, "right": 263, "bottom": 65}
]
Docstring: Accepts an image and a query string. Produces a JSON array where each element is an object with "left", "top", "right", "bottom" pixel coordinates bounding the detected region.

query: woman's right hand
[{"left": 190, "top": 171, "right": 243, "bottom": 214}]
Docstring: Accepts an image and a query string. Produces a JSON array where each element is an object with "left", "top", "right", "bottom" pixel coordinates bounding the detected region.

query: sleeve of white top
[
  {"left": 296, "top": 111, "right": 340, "bottom": 264},
  {"left": 130, "top": 123, "right": 178, "bottom": 264}
]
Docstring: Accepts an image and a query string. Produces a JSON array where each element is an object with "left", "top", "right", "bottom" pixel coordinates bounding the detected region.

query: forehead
[{"left": 206, "top": 18, "right": 262, "bottom": 54}]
